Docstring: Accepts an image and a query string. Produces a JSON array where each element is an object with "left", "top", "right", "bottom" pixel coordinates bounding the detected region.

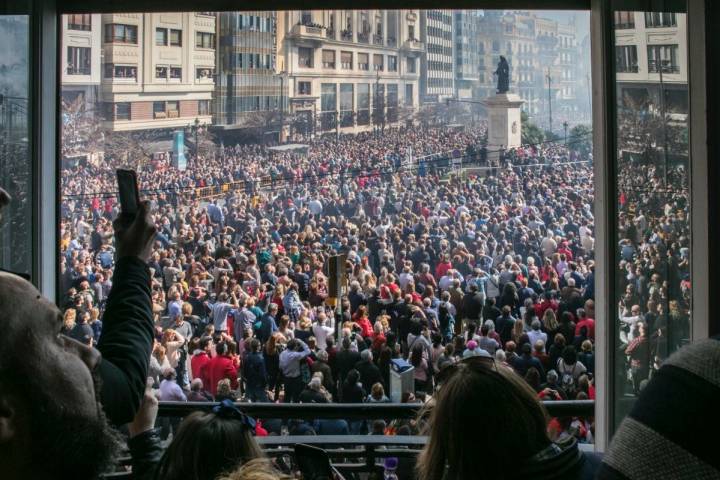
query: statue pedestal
[{"left": 483, "top": 93, "right": 525, "bottom": 163}]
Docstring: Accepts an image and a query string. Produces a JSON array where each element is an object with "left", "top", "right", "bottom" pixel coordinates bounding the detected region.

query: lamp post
[
  {"left": 190, "top": 117, "right": 201, "bottom": 157},
  {"left": 546, "top": 67, "right": 553, "bottom": 133},
  {"left": 657, "top": 58, "right": 670, "bottom": 186},
  {"left": 563, "top": 121, "right": 569, "bottom": 145},
  {"left": 278, "top": 71, "right": 287, "bottom": 143}
]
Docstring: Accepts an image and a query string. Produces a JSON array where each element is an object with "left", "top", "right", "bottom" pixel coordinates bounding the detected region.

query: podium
[{"left": 389, "top": 358, "right": 414, "bottom": 402}]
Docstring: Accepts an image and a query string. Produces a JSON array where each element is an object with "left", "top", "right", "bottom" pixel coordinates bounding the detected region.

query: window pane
[
  {"left": 612, "top": 4, "right": 690, "bottom": 429},
  {"left": 156, "top": 28, "right": 167, "bottom": 46},
  {"left": 0, "top": 14, "right": 31, "bottom": 275}
]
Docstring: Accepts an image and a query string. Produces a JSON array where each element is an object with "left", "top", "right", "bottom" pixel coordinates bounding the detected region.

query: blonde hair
[
  {"left": 217, "top": 378, "right": 232, "bottom": 396},
  {"left": 217, "top": 458, "right": 292, "bottom": 480},
  {"left": 63, "top": 309, "right": 77, "bottom": 330},
  {"left": 542, "top": 309, "right": 559, "bottom": 331}
]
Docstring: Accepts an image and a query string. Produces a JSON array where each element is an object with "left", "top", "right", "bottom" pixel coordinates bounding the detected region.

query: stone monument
[{"left": 483, "top": 56, "right": 525, "bottom": 163}]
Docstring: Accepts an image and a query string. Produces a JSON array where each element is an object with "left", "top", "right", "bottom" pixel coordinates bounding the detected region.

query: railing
[{"left": 157, "top": 400, "right": 594, "bottom": 419}]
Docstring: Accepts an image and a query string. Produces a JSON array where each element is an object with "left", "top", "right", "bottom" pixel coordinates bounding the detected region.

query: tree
[
  {"left": 103, "top": 130, "right": 158, "bottom": 171},
  {"left": 60, "top": 95, "right": 103, "bottom": 163},
  {"left": 568, "top": 124, "right": 592, "bottom": 157},
  {"left": 521, "top": 110, "right": 545, "bottom": 146},
  {"left": 243, "top": 109, "right": 285, "bottom": 144}
]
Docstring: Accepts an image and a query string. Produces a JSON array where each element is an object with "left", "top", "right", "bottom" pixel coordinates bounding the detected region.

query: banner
[{"left": 173, "top": 130, "right": 187, "bottom": 171}]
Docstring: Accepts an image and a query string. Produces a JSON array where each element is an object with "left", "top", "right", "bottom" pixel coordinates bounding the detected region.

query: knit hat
[{"left": 597, "top": 338, "right": 720, "bottom": 479}]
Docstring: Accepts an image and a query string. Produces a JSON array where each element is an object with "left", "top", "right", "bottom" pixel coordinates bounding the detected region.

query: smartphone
[
  {"left": 294, "top": 444, "right": 341, "bottom": 480},
  {"left": 116, "top": 169, "right": 140, "bottom": 218}
]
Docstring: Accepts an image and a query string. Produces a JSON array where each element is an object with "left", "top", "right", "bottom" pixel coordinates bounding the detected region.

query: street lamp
[
  {"left": 188, "top": 117, "right": 204, "bottom": 158},
  {"left": 563, "top": 121, "right": 569, "bottom": 145},
  {"left": 656, "top": 58, "right": 671, "bottom": 186}
]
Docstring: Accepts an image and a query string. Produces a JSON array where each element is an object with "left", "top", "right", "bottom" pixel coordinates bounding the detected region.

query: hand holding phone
[{"left": 117, "top": 169, "right": 140, "bottom": 219}]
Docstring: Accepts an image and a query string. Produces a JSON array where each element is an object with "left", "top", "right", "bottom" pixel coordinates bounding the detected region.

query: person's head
[
  {"left": 531, "top": 319, "right": 541, "bottom": 331},
  {"left": 156, "top": 403, "right": 263, "bottom": 480},
  {"left": 416, "top": 358, "right": 551, "bottom": 480},
  {"left": 561, "top": 346, "right": 578, "bottom": 365},
  {"left": 0, "top": 271, "right": 124, "bottom": 480},
  {"left": 216, "top": 458, "right": 292, "bottom": 480},
  {"left": 191, "top": 378, "right": 203, "bottom": 392},
  {"left": 360, "top": 349, "right": 373, "bottom": 363},
  {"left": 371, "top": 382, "right": 386, "bottom": 400},
  {"left": 200, "top": 336, "right": 213, "bottom": 354}
]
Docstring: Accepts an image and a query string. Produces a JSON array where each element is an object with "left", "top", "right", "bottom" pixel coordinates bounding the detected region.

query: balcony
[
  {"left": 373, "top": 34, "right": 384, "bottom": 45},
  {"left": 357, "top": 31, "right": 370, "bottom": 44},
  {"left": 402, "top": 39, "right": 424, "bottom": 56},
  {"left": 289, "top": 23, "right": 326, "bottom": 47}
]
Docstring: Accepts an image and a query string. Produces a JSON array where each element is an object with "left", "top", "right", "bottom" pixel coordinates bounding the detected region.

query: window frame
[{"left": 20, "top": 0, "right": 712, "bottom": 458}]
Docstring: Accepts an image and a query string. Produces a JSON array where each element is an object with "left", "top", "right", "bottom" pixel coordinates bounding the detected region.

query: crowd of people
[{"left": 57, "top": 122, "right": 689, "bottom": 447}]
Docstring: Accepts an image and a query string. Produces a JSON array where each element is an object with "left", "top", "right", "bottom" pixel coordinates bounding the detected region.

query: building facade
[
  {"left": 100, "top": 12, "right": 216, "bottom": 132},
  {"left": 277, "top": 9, "right": 422, "bottom": 136},
  {"left": 614, "top": 11, "right": 688, "bottom": 112},
  {"left": 420, "top": 9, "right": 454, "bottom": 103},
  {"left": 61, "top": 13, "right": 102, "bottom": 106},
  {"left": 213, "top": 11, "right": 285, "bottom": 140},
  {"left": 453, "top": 10, "right": 481, "bottom": 100},
  {"left": 557, "top": 22, "right": 578, "bottom": 116}
]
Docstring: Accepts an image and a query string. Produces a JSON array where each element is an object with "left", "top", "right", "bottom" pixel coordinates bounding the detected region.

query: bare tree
[{"left": 60, "top": 95, "right": 103, "bottom": 162}]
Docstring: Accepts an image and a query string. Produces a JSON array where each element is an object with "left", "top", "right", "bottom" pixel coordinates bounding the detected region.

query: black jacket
[
  {"left": 336, "top": 349, "right": 361, "bottom": 384},
  {"left": 97, "top": 257, "right": 154, "bottom": 426},
  {"left": 462, "top": 292, "right": 485, "bottom": 320},
  {"left": 354, "top": 359, "right": 383, "bottom": 393}
]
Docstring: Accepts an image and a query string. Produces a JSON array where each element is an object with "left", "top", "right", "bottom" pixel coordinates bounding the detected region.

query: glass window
[
  {"left": 644, "top": 12, "right": 677, "bottom": 28},
  {"left": 195, "top": 32, "right": 215, "bottom": 49},
  {"left": 153, "top": 101, "right": 166, "bottom": 118},
  {"left": 198, "top": 99, "right": 210, "bottom": 115},
  {"left": 169, "top": 29, "right": 182, "bottom": 47},
  {"left": 104, "top": 64, "right": 137, "bottom": 79},
  {"left": 298, "top": 47, "right": 313, "bottom": 68},
  {"left": 115, "top": 102, "right": 130, "bottom": 120},
  {"left": 166, "top": 101, "right": 179, "bottom": 116},
  {"left": 156, "top": 28, "right": 168, "bottom": 46},
  {"left": 614, "top": 11, "right": 635, "bottom": 29},
  {"left": 615, "top": 45, "right": 638, "bottom": 73},
  {"left": 155, "top": 66, "right": 168, "bottom": 79},
  {"left": 647, "top": 45, "right": 680, "bottom": 73},
  {"left": 340, "top": 83, "right": 354, "bottom": 127},
  {"left": 406, "top": 57, "right": 416, "bottom": 73},
  {"left": 388, "top": 55, "right": 397, "bottom": 72},
  {"left": 298, "top": 81, "right": 311, "bottom": 95},
  {"left": 405, "top": 83, "right": 413, "bottom": 106},
  {"left": 170, "top": 67, "right": 182, "bottom": 79},
  {"left": 612, "top": 6, "right": 690, "bottom": 431},
  {"left": 105, "top": 23, "right": 137, "bottom": 43},
  {"left": 358, "top": 52, "right": 369, "bottom": 70},
  {"left": 196, "top": 67, "right": 214, "bottom": 80},
  {"left": 68, "top": 14, "right": 91, "bottom": 31},
  {"left": 341, "top": 51, "right": 352, "bottom": 70},
  {"left": 66, "top": 46, "right": 91, "bottom": 75},
  {"left": 0, "top": 14, "right": 31, "bottom": 275},
  {"left": 373, "top": 54, "right": 384, "bottom": 71},
  {"left": 320, "top": 83, "right": 336, "bottom": 112},
  {"left": 322, "top": 49, "right": 335, "bottom": 69}
]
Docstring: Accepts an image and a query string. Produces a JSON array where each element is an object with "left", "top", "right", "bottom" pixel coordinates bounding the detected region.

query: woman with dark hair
[
  {"left": 153, "top": 400, "right": 264, "bottom": 480},
  {"left": 499, "top": 282, "right": 520, "bottom": 315},
  {"left": 410, "top": 343, "right": 430, "bottom": 393},
  {"left": 415, "top": 357, "right": 601, "bottom": 480}
]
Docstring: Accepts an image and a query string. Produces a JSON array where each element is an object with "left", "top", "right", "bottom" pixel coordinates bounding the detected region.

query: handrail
[{"left": 157, "top": 400, "right": 594, "bottom": 419}]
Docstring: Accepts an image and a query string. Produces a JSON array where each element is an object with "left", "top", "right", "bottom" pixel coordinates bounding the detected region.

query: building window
[
  {"left": 614, "top": 11, "right": 635, "bottom": 29},
  {"left": 405, "top": 83, "right": 413, "bottom": 106},
  {"left": 341, "top": 51, "right": 353, "bottom": 70},
  {"left": 298, "top": 81, "right": 311, "bottom": 95},
  {"left": 66, "top": 46, "right": 91, "bottom": 75},
  {"left": 104, "top": 64, "right": 137, "bottom": 79},
  {"left": 645, "top": 12, "right": 677, "bottom": 28},
  {"left": 68, "top": 14, "right": 91, "bottom": 31},
  {"left": 105, "top": 24, "right": 137, "bottom": 44},
  {"left": 615, "top": 45, "right": 638, "bottom": 73},
  {"left": 322, "top": 50, "right": 336, "bottom": 69},
  {"left": 199, "top": 100, "right": 210, "bottom": 115},
  {"left": 195, "top": 32, "right": 215, "bottom": 49},
  {"left": 648, "top": 45, "right": 680, "bottom": 73},
  {"left": 298, "top": 47, "right": 313, "bottom": 68},
  {"left": 170, "top": 29, "right": 182, "bottom": 46},
  {"left": 167, "top": 101, "right": 179, "bottom": 117},
  {"left": 155, "top": 66, "right": 168, "bottom": 79},
  {"left": 357, "top": 83, "right": 370, "bottom": 125},
  {"left": 153, "top": 101, "right": 166, "bottom": 118},
  {"left": 358, "top": 53, "right": 369, "bottom": 71},
  {"left": 373, "top": 54, "right": 384, "bottom": 71},
  {"left": 115, "top": 102, "right": 131, "bottom": 120},
  {"left": 170, "top": 67, "right": 182, "bottom": 79},
  {"left": 408, "top": 25, "right": 415, "bottom": 40},
  {"left": 492, "top": 40, "right": 500, "bottom": 52},
  {"left": 196, "top": 67, "right": 214, "bottom": 80},
  {"left": 156, "top": 28, "right": 168, "bottom": 46},
  {"left": 152, "top": 101, "right": 180, "bottom": 119},
  {"left": 406, "top": 57, "right": 416, "bottom": 74},
  {"left": 388, "top": 55, "right": 397, "bottom": 72}
]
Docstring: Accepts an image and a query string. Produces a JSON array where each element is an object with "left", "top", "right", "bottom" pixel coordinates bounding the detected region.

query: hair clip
[{"left": 212, "top": 399, "right": 257, "bottom": 433}]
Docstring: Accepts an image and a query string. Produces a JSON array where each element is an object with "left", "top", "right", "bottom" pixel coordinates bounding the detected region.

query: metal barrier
[{"left": 156, "top": 399, "right": 595, "bottom": 419}]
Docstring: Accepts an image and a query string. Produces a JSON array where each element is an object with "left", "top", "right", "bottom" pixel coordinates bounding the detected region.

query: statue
[{"left": 494, "top": 56, "right": 510, "bottom": 94}]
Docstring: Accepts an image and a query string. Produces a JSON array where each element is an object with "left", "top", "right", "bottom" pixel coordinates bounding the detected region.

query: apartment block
[
  {"left": 100, "top": 12, "right": 216, "bottom": 132},
  {"left": 278, "top": 9, "right": 422, "bottom": 135},
  {"left": 420, "top": 9, "right": 454, "bottom": 102},
  {"left": 61, "top": 14, "right": 102, "bottom": 105}
]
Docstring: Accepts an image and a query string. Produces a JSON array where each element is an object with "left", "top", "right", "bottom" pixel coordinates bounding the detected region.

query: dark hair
[
  {"left": 216, "top": 341, "right": 229, "bottom": 356},
  {"left": 155, "top": 411, "right": 263, "bottom": 480},
  {"left": 249, "top": 338, "right": 261, "bottom": 353},
  {"left": 410, "top": 344, "right": 424, "bottom": 368},
  {"left": 199, "top": 336, "right": 212, "bottom": 351},
  {"left": 561, "top": 345, "right": 578, "bottom": 365},
  {"left": 416, "top": 360, "right": 550, "bottom": 480}
]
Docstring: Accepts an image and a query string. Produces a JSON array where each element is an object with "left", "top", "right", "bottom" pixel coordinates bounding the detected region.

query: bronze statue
[{"left": 494, "top": 56, "right": 510, "bottom": 94}]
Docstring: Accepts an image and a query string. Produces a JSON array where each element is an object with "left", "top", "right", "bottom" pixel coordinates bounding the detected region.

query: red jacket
[
  {"left": 191, "top": 351, "right": 211, "bottom": 387},
  {"left": 575, "top": 318, "right": 595, "bottom": 340},
  {"left": 355, "top": 317, "right": 374, "bottom": 339},
  {"left": 203, "top": 354, "right": 239, "bottom": 396}
]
